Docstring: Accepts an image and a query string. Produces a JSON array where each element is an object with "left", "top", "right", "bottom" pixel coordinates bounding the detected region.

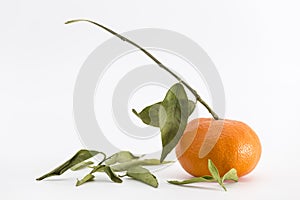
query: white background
[{"left": 1, "top": 0, "right": 300, "bottom": 199}]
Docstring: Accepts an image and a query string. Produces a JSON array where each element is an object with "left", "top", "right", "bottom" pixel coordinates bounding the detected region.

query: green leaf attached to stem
[
  {"left": 132, "top": 100, "right": 195, "bottom": 128},
  {"left": 159, "top": 83, "right": 189, "bottom": 162},
  {"left": 222, "top": 168, "right": 238, "bottom": 183},
  {"left": 36, "top": 150, "right": 101, "bottom": 181},
  {"left": 126, "top": 166, "right": 158, "bottom": 188},
  {"left": 168, "top": 160, "right": 238, "bottom": 191},
  {"left": 132, "top": 102, "right": 162, "bottom": 127},
  {"left": 208, "top": 159, "right": 226, "bottom": 191}
]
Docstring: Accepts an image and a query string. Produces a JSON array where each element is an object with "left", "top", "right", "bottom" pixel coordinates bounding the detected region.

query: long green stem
[{"left": 65, "top": 19, "right": 219, "bottom": 120}]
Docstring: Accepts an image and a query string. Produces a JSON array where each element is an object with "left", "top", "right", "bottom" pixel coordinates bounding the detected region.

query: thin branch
[{"left": 65, "top": 19, "right": 219, "bottom": 120}]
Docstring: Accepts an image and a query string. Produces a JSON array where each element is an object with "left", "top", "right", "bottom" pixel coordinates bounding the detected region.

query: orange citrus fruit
[{"left": 176, "top": 118, "right": 262, "bottom": 177}]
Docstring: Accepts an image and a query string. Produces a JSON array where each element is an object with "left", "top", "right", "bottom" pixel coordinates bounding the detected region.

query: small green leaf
[
  {"left": 168, "top": 161, "right": 237, "bottom": 191},
  {"left": 111, "top": 159, "right": 172, "bottom": 172},
  {"left": 76, "top": 174, "right": 95, "bottom": 186},
  {"left": 126, "top": 166, "right": 158, "bottom": 188},
  {"left": 222, "top": 168, "right": 238, "bottom": 183},
  {"left": 132, "top": 102, "right": 162, "bottom": 127},
  {"left": 103, "top": 166, "right": 123, "bottom": 183},
  {"left": 159, "top": 83, "right": 189, "bottom": 162},
  {"left": 105, "top": 151, "right": 139, "bottom": 165},
  {"left": 71, "top": 161, "right": 94, "bottom": 171},
  {"left": 133, "top": 100, "right": 195, "bottom": 128},
  {"left": 208, "top": 159, "right": 226, "bottom": 191},
  {"left": 168, "top": 175, "right": 215, "bottom": 185},
  {"left": 208, "top": 159, "right": 221, "bottom": 182},
  {"left": 36, "top": 150, "right": 100, "bottom": 181}
]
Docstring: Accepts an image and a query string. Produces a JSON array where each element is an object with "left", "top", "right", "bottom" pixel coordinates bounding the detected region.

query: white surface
[{"left": 1, "top": 0, "right": 300, "bottom": 199}]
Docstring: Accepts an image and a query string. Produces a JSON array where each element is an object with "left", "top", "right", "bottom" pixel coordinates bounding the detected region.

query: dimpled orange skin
[{"left": 176, "top": 118, "right": 262, "bottom": 177}]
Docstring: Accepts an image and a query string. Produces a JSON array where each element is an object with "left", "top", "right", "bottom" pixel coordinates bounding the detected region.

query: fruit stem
[{"left": 65, "top": 19, "right": 220, "bottom": 120}]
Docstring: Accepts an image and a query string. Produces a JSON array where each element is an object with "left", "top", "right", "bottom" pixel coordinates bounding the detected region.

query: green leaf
[
  {"left": 103, "top": 166, "right": 123, "bottom": 183},
  {"left": 168, "top": 175, "right": 215, "bottom": 185},
  {"left": 71, "top": 161, "right": 94, "bottom": 171},
  {"left": 168, "top": 161, "right": 238, "bottom": 191},
  {"left": 36, "top": 150, "right": 100, "bottom": 181},
  {"left": 208, "top": 159, "right": 226, "bottom": 191},
  {"left": 208, "top": 159, "right": 221, "bottom": 182},
  {"left": 111, "top": 159, "right": 173, "bottom": 172},
  {"left": 222, "top": 168, "right": 238, "bottom": 183},
  {"left": 126, "top": 166, "right": 158, "bottom": 188},
  {"left": 105, "top": 151, "right": 139, "bottom": 165},
  {"left": 159, "top": 83, "right": 189, "bottom": 162},
  {"left": 132, "top": 102, "right": 162, "bottom": 127},
  {"left": 76, "top": 174, "right": 95, "bottom": 186},
  {"left": 133, "top": 100, "right": 195, "bottom": 128}
]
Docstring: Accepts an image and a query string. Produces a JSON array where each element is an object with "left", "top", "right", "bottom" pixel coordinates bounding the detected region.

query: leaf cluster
[
  {"left": 37, "top": 150, "right": 172, "bottom": 187},
  {"left": 168, "top": 159, "right": 238, "bottom": 191}
]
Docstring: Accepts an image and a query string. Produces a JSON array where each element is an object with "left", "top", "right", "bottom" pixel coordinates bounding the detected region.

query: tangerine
[{"left": 176, "top": 118, "right": 261, "bottom": 177}]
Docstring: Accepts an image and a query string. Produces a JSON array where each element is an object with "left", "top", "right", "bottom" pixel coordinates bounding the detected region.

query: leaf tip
[
  {"left": 117, "top": 179, "right": 123, "bottom": 183},
  {"left": 159, "top": 156, "right": 165, "bottom": 164},
  {"left": 65, "top": 20, "right": 72, "bottom": 25},
  {"left": 36, "top": 175, "right": 46, "bottom": 181},
  {"left": 160, "top": 148, "right": 170, "bottom": 163},
  {"left": 132, "top": 109, "right": 139, "bottom": 116},
  {"left": 167, "top": 180, "right": 177, "bottom": 185}
]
